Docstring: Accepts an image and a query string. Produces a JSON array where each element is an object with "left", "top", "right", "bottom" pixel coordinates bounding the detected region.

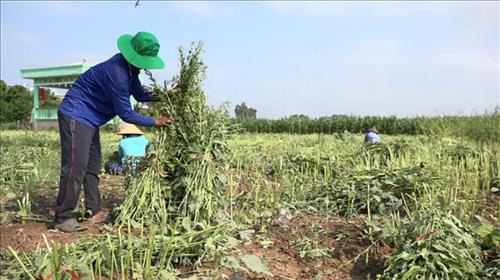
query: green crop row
[{"left": 231, "top": 113, "right": 500, "bottom": 142}]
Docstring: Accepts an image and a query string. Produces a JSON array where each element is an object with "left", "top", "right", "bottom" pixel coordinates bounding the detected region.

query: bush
[{"left": 0, "top": 80, "right": 33, "bottom": 124}]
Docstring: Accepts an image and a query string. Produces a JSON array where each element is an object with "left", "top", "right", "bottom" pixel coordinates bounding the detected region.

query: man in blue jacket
[{"left": 55, "top": 31, "right": 172, "bottom": 232}]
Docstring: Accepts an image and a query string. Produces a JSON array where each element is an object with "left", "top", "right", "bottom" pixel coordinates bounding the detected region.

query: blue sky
[{"left": 1, "top": 1, "right": 498, "bottom": 118}]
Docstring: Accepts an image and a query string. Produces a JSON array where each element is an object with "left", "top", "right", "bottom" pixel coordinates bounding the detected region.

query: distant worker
[
  {"left": 105, "top": 123, "right": 150, "bottom": 175},
  {"left": 55, "top": 31, "right": 174, "bottom": 232},
  {"left": 364, "top": 127, "right": 381, "bottom": 144}
]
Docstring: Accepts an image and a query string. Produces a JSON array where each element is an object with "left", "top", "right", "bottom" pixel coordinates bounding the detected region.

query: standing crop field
[
  {"left": 232, "top": 114, "right": 500, "bottom": 143},
  {"left": 0, "top": 45, "right": 499, "bottom": 279}
]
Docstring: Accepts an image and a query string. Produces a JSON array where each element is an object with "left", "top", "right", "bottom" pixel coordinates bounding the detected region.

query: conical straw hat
[{"left": 118, "top": 123, "right": 144, "bottom": 135}]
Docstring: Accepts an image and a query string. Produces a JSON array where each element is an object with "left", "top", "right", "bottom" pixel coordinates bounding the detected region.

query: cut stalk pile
[{"left": 115, "top": 42, "right": 233, "bottom": 226}]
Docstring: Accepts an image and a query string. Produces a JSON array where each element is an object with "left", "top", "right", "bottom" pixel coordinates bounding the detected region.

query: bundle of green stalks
[{"left": 115, "top": 43, "right": 233, "bottom": 226}]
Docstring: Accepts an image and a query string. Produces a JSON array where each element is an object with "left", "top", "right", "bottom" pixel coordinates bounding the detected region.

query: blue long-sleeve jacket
[{"left": 58, "top": 53, "right": 156, "bottom": 128}]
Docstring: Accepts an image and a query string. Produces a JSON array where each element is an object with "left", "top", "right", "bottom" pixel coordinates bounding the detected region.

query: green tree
[
  {"left": 0, "top": 80, "right": 7, "bottom": 95},
  {"left": 234, "top": 102, "right": 257, "bottom": 119},
  {"left": 0, "top": 80, "right": 33, "bottom": 123}
]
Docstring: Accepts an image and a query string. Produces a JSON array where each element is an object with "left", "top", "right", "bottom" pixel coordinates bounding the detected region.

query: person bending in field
[
  {"left": 55, "top": 32, "right": 174, "bottom": 232},
  {"left": 364, "top": 127, "right": 381, "bottom": 144},
  {"left": 105, "top": 123, "right": 150, "bottom": 176}
]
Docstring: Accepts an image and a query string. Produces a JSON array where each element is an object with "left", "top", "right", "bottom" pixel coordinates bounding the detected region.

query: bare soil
[
  {"left": 0, "top": 175, "right": 124, "bottom": 251},
  {"left": 219, "top": 213, "right": 390, "bottom": 280}
]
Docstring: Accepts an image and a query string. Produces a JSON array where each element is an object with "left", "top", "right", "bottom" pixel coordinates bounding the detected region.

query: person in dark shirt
[{"left": 55, "top": 31, "right": 173, "bottom": 232}]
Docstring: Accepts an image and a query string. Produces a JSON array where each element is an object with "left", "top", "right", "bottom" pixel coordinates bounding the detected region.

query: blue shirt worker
[
  {"left": 118, "top": 123, "right": 149, "bottom": 174},
  {"left": 55, "top": 32, "right": 174, "bottom": 232},
  {"left": 104, "top": 123, "right": 150, "bottom": 175},
  {"left": 365, "top": 127, "right": 381, "bottom": 144}
]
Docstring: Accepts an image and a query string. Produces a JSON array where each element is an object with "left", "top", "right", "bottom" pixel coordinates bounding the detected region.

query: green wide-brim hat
[{"left": 117, "top": 32, "right": 165, "bottom": 69}]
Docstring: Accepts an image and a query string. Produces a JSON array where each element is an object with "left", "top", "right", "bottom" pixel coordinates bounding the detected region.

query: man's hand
[{"left": 155, "top": 116, "right": 174, "bottom": 127}]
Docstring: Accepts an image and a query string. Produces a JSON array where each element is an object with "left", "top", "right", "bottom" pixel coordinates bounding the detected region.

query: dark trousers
[{"left": 55, "top": 112, "right": 102, "bottom": 222}]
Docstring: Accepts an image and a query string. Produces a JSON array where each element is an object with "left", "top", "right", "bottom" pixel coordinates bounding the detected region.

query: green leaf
[
  {"left": 130, "top": 219, "right": 141, "bottom": 229},
  {"left": 222, "top": 256, "right": 241, "bottom": 270},
  {"left": 226, "top": 236, "right": 241, "bottom": 248},
  {"left": 182, "top": 217, "right": 191, "bottom": 232},
  {"left": 158, "top": 269, "right": 177, "bottom": 280},
  {"left": 239, "top": 229, "right": 254, "bottom": 242},
  {"left": 431, "top": 244, "right": 448, "bottom": 252},
  {"left": 76, "top": 263, "right": 93, "bottom": 280},
  {"left": 399, "top": 252, "right": 413, "bottom": 261},
  {"left": 258, "top": 239, "right": 274, "bottom": 248},
  {"left": 400, "top": 265, "right": 422, "bottom": 280},
  {"left": 473, "top": 223, "right": 493, "bottom": 238},
  {"left": 6, "top": 192, "right": 16, "bottom": 200},
  {"left": 240, "top": 255, "right": 272, "bottom": 276}
]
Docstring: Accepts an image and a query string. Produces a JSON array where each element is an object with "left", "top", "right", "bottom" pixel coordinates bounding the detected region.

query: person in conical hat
[
  {"left": 118, "top": 122, "right": 145, "bottom": 136},
  {"left": 55, "top": 32, "right": 174, "bottom": 232},
  {"left": 118, "top": 123, "right": 149, "bottom": 165},
  {"left": 105, "top": 123, "right": 150, "bottom": 176},
  {"left": 365, "top": 127, "right": 381, "bottom": 144}
]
